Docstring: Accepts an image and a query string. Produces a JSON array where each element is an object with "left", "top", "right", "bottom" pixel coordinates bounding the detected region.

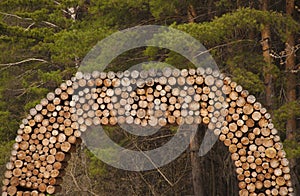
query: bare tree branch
[
  {"left": 69, "top": 169, "right": 82, "bottom": 191},
  {"left": 66, "top": 148, "right": 100, "bottom": 196},
  {"left": 25, "top": 22, "right": 35, "bottom": 31},
  {"left": 0, "top": 11, "right": 32, "bottom": 20},
  {"left": 194, "top": 39, "right": 255, "bottom": 58},
  {"left": 0, "top": 58, "right": 48, "bottom": 73},
  {"left": 52, "top": 0, "right": 61, "bottom": 5},
  {"left": 270, "top": 43, "right": 300, "bottom": 59},
  {"left": 0, "top": 11, "right": 60, "bottom": 28},
  {"left": 42, "top": 21, "right": 59, "bottom": 28},
  {"left": 133, "top": 144, "right": 175, "bottom": 187},
  {"left": 137, "top": 172, "right": 158, "bottom": 196},
  {"left": 270, "top": 43, "right": 300, "bottom": 67},
  {"left": 51, "top": 0, "right": 78, "bottom": 19},
  {"left": 87, "top": 190, "right": 99, "bottom": 196},
  {"left": 0, "top": 58, "right": 48, "bottom": 67},
  {"left": 173, "top": 152, "right": 190, "bottom": 185},
  {"left": 16, "top": 82, "right": 44, "bottom": 98}
]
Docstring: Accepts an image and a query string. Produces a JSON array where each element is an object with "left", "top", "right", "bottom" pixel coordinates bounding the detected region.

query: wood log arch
[{"left": 1, "top": 68, "right": 294, "bottom": 196}]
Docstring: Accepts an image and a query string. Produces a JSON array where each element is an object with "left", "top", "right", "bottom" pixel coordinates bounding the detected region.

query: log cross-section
[{"left": 1, "top": 68, "right": 294, "bottom": 195}]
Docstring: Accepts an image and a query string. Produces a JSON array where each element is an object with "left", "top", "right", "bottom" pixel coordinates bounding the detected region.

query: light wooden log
[
  {"left": 265, "top": 147, "right": 277, "bottom": 159},
  {"left": 7, "top": 186, "right": 17, "bottom": 196}
]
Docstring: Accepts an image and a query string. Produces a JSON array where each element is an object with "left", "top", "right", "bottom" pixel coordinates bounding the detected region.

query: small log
[
  {"left": 204, "top": 75, "right": 215, "bottom": 86},
  {"left": 246, "top": 95, "right": 256, "bottom": 104},
  {"left": 265, "top": 147, "right": 277, "bottom": 159},
  {"left": 55, "top": 152, "right": 66, "bottom": 162},
  {"left": 243, "top": 104, "right": 254, "bottom": 115},
  {"left": 251, "top": 111, "right": 261, "bottom": 121},
  {"left": 7, "top": 186, "right": 17, "bottom": 196},
  {"left": 276, "top": 177, "right": 286, "bottom": 186}
]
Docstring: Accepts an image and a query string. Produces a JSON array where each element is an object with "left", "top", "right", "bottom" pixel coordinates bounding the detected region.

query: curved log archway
[{"left": 2, "top": 68, "right": 294, "bottom": 195}]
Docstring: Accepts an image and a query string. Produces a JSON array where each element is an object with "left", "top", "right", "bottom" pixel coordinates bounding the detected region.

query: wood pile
[{"left": 1, "top": 68, "right": 294, "bottom": 195}]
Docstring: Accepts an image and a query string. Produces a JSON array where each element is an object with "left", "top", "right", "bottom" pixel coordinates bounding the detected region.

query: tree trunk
[
  {"left": 187, "top": 6, "right": 204, "bottom": 195},
  {"left": 187, "top": 4, "right": 197, "bottom": 23},
  {"left": 285, "top": 0, "right": 297, "bottom": 194},
  {"left": 285, "top": 0, "right": 296, "bottom": 140},
  {"left": 236, "top": 0, "right": 241, "bottom": 8},
  {"left": 190, "top": 126, "right": 204, "bottom": 196},
  {"left": 207, "top": 0, "right": 214, "bottom": 20},
  {"left": 260, "top": 0, "right": 274, "bottom": 110}
]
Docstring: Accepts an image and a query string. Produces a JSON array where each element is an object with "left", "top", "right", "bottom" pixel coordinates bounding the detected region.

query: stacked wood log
[{"left": 1, "top": 68, "right": 294, "bottom": 195}]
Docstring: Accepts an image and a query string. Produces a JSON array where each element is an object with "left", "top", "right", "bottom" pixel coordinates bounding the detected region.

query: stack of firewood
[{"left": 1, "top": 68, "right": 294, "bottom": 196}]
